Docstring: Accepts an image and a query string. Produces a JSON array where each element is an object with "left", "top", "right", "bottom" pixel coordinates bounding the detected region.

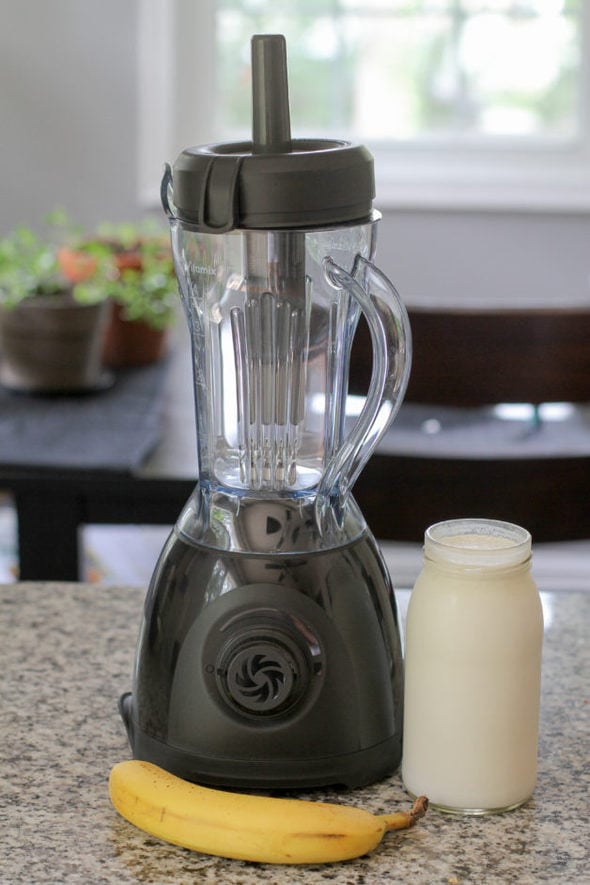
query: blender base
[
  {"left": 120, "top": 691, "right": 400, "bottom": 790},
  {"left": 122, "top": 529, "right": 404, "bottom": 792}
]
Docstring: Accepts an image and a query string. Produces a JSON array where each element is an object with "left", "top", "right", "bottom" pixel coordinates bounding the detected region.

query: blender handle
[{"left": 318, "top": 255, "right": 412, "bottom": 525}]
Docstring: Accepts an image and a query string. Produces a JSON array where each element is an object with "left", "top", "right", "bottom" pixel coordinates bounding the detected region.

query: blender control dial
[{"left": 203, "top": 603, "right": 324, "bottom": 722}]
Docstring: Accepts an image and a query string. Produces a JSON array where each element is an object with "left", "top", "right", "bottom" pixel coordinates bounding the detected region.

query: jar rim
[{"left": 424, "top": 518, "right": 532, "bottom": 568}]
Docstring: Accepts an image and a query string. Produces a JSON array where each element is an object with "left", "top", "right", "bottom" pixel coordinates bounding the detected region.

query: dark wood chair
[{"left": 349, "top": 307, "right": 590, "bottom": 543}]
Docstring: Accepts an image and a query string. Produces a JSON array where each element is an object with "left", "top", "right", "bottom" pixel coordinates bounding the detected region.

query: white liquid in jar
[{"left": 402, "top": 520, "right": 543, "bottom": 814}]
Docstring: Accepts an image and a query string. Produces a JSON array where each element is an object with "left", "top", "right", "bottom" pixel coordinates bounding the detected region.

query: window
[{"left": 139, "top": 0, "right": 590, "bottom": 210}]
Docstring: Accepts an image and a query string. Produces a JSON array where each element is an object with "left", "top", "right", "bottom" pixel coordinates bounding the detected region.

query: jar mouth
[{"left": 425, "top": 518, "right": 531, "bottom": 568}]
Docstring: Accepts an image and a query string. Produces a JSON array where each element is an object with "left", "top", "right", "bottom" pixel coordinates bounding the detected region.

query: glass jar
[{"left": 401, "top": 518, "right": 543, "bottom": 814}]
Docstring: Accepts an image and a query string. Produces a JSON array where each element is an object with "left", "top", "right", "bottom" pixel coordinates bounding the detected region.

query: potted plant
[
  {"left": 56, "top": 216, "right": 177, "bottom": 367},
  {"left": 0, "top": 225, "right": 109, "bottom": 393}
]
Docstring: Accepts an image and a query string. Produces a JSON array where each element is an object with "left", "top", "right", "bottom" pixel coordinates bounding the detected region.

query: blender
[{"left": 120, "top": 34, "right": 411, "bottom": 789}]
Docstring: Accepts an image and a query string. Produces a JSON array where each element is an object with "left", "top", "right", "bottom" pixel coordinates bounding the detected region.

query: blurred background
[
  {"left": 1, "top": 0, "right": 589, "bottom": 586},
  {"left": 2, "top": 0, "right": 589, "bottom": 303}
]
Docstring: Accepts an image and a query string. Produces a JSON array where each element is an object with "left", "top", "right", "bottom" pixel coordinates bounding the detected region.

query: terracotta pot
[
  {"left": 0, "top": 294, "right": 109, "bottom": 393},
  {"left": 102, "top": 302, "right": 167, "bottom": 368},
  {"left": 113, "top": 251, "right": 143, "bottom": 273}
]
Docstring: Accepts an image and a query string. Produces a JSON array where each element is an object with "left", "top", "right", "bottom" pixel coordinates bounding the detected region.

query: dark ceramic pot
[{"left": 0, "top": 293, "right": 109, "bottom": 393}]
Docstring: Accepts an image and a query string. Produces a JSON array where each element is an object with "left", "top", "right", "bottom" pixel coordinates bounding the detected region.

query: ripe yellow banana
[{"left": 109, "top": 760, "right": 428, "bottom": 865}]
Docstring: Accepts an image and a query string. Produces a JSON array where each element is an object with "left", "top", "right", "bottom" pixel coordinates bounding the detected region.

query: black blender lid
[{"left": 168, "top": 34, "right": 375, "bottom": 231}]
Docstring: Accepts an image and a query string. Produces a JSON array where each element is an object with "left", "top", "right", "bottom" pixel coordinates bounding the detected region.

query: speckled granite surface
[{"left": 1, "top": 584, "right": 588, "bottom": 884}]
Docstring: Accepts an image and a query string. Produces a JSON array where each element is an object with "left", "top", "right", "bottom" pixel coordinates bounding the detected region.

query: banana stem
[{"left": 380, "top": 795, "right": 429, "bottom": 831}]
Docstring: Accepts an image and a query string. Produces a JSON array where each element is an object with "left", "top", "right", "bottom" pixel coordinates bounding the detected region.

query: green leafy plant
[
  {"left": 52, "top": 212, "right": 178, "bottom": 331},
  {"left": 73, "top": 234, "right": 177, "bottom": 331},
  {"left": 93, "top": 218, "right": 165, "bottom": 251},
  {"left": 0, "top": 225, "right": 70, "bottom": 309}
]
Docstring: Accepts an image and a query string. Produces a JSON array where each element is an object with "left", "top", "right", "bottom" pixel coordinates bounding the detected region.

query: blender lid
[{"left": 168, "top": 34, "right": 375, "bottom": 231}]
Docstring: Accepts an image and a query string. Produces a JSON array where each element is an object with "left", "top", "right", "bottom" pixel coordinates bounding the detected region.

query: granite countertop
[{"left": 2, "top": 583, "right": 588, "bottom": 885}]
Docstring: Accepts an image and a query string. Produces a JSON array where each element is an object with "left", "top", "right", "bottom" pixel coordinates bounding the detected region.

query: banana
[{"left": 109, "top": 760, "right": 427, "bottom": 865}]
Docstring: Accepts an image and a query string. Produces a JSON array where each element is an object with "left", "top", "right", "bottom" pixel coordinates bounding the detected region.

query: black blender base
[{"left": 119, "top": 692, "right": 400, "bottom": 790}]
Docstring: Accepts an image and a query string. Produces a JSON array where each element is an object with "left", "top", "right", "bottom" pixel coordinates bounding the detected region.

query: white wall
[
  {"left": 2, "top": 0, "right": 589, "bottom": 308},
  {"left": 0, "top": 0, "right": 139, "bottom": 230},
  {"left": 376, "top": 210, "right": 590, "bottom": 307}
]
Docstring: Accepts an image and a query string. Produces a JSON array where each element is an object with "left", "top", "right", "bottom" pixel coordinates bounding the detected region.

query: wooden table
[{"left": 2, "top": 324, "right": 589, "bottom": 581}]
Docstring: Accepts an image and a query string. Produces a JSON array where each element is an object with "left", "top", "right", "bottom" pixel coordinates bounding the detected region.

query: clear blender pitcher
[{"left": 120, "top": 34, "right": 411, "bottom": 790}]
